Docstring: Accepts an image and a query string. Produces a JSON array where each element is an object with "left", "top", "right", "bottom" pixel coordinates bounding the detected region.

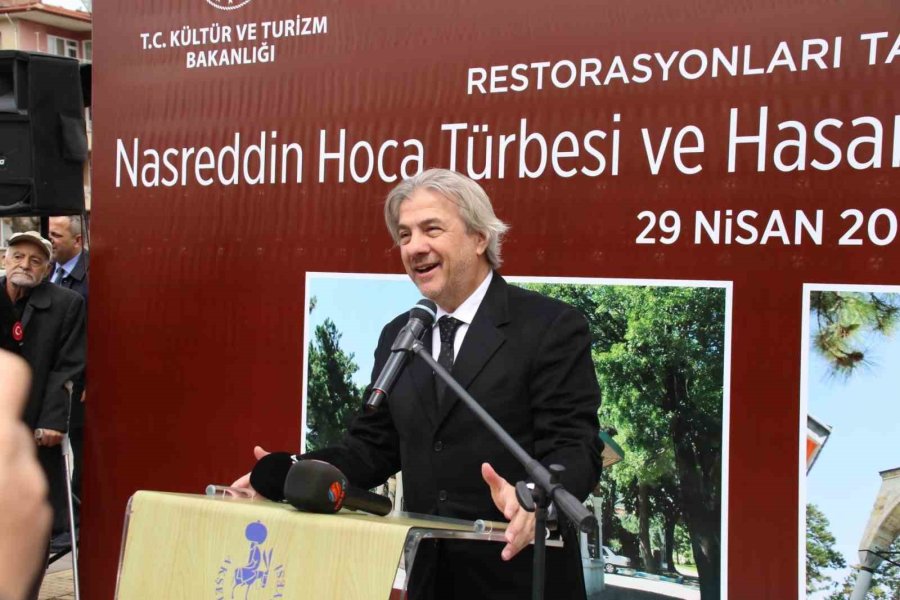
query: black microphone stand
[{"left": 406, "top": 339, "right": 597, "bottom": 600}]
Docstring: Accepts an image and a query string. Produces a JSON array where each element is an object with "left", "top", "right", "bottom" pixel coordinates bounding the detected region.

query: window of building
[
  {"left": 82, "top": 40, "right": 92, "bottom": 63},
  {"left": 48, "top": 36, "right": 79, "bottom": 59}
]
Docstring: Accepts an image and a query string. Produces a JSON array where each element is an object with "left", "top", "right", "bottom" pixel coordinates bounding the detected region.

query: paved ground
[
  {"left": 604, "top": 573, "right": 701, "bottom": 600},
  {"left": 39, "top": 552, "right": 75, "bottom": 600}
]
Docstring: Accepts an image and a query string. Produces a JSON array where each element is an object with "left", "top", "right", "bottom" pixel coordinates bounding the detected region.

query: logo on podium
[
  {"left": 328, "top": 480, "right": 346, "bottom": 510},
  {"left": 205, "top": 0, "right": 254, "bottom": 10},
  {"left": 215, "top": 521, "right": 285, "bottom": 600}
]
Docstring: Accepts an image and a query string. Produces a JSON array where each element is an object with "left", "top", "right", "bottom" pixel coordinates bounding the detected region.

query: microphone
[
  {"left": 284, "top": 459, "right": 392, "bottom": 517},
  {"left": 249, "top": 452, "right": 297, "bottom": 502},
  {"left": 364, "top": 299, "right": 437, "bottom": 413}
]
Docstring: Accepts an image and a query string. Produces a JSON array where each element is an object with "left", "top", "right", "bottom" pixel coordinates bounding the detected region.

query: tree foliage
[
  {"left": 524, "top": 284, "right": 725, "bottom": 598},
  {"left": 305, "top": 317, "right": 363, "bottom": 452},
  {"left": 811, "top": 292, "right": 900, "bottom": 376},
  {"left": 806, "top": 503, "right": 846, "bottom": 595}
]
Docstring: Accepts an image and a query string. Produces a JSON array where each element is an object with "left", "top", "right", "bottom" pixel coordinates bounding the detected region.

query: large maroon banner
[{"left": 90, "top": 1, "right": 899, "bottom": 597}]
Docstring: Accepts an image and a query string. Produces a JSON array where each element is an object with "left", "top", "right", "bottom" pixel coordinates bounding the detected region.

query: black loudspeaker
[
  {"left": 0, "top": 51, "right": 88, "bottom": 217},
  {"left": 80, "top": 62, "right": 92, "bottom": 108}
]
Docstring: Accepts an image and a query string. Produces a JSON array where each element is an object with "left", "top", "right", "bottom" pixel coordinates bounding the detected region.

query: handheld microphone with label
[
  {"left": 364, "top": 299, "right": 437, "bottom": 413},
  {"left": 284, "top": 459, "right": 392, "bottom": 517}
]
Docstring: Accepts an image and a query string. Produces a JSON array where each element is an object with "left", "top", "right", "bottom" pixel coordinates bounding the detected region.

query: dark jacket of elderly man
[{"left": 4, "top": 277, "right": 86, "bottom": 432}]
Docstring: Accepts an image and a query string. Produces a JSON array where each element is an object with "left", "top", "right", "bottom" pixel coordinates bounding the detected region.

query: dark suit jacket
[
  {"left": 52, "top": 251, "right": 88, "bottom": 426},
  {"left": 52, "top": 251, "right": 89, "bottom": 306},
  {"left": 1, "top": 278, "right": 86, "bottom": 432},
  {"left": 307, "top": 274, "right": 602, "bottom": 598}
]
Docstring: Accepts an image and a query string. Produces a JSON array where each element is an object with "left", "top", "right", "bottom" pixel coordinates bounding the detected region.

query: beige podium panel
[{"left": 115, "top": 491, "right": 475, "bottom": 600}]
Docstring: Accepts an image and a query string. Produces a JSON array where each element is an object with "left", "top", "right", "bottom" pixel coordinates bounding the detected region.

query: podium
[{"left": 115, "top": 491, "right": 530, "bottom": 599}]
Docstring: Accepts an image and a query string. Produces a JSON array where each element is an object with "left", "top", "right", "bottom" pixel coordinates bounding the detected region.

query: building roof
[{"left": 0, "top": 2, "right": 91, "bottom": 32}]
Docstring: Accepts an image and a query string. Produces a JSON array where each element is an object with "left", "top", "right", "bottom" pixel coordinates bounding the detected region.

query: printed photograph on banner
[
  {"left": 801, "top": 285, "right": 900, "bottom": 600},
  {"left": 301, "top": 273, "right": 731, "bottom": 600}
]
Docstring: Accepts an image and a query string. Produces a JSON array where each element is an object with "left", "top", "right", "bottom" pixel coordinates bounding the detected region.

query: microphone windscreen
[
  {"left": 249, "top": 452, "right": 295, "bottom": 501},
  {"left": 284, "top": 459, "right": 349, "bottom": 513},
  {"left": 410, "top": 299, "right": 437, "bottom": 326}
]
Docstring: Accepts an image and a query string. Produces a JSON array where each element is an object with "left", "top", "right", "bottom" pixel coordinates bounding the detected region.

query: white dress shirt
[{"left": 430, "top": 270, "right": 493, "bottom": 360}]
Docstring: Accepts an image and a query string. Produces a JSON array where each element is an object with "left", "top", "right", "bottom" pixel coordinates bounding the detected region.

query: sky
[
  {"left": 805, "top": 289, "right": 900, "bottom": 597},
  {"left": 43, "top": 0, "right": 90, "bottom": 12},
  {"left": 304, "top": 274, "right": 420, "bottom": 387}
]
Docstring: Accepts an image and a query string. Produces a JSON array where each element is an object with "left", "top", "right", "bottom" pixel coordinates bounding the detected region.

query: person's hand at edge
[
  {"left": 229, "top": 446, "right": 270, "bottom": 497},
  {"left": 0, "top": 351, "right": 51, "bottom": 600},
  {"left": 34, "top": 428, "right": 63, "bottom": 447}
]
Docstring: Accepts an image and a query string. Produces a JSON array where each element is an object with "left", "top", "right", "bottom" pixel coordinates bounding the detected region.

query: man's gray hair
[
  {"left": 58, "top": 215, "right": 83, "bottom": 237},
  {"left": 384, "top": 169, "right": 510, "bottom": 269}
]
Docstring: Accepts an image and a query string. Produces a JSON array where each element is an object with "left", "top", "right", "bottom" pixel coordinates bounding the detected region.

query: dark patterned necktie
[
  {"left": 54, "top": 266, "right": 66, "bottom": 284},
  {"left": 435, "top": 316, "right": 463, "bottom": 404}
]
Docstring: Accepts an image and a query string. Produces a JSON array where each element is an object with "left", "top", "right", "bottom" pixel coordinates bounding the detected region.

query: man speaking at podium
[{"left": 236, "top": 169, "right": 602, "bottom": 599}]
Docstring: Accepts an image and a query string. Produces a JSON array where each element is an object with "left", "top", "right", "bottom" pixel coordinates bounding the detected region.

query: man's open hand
[{"left": 481, "top": 462, "right": 535, "bottom": 561}]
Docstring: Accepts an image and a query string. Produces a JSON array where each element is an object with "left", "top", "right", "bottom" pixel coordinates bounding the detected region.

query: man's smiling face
[{"left": 397, "top": 188, "right": 490, "bottom": 313}]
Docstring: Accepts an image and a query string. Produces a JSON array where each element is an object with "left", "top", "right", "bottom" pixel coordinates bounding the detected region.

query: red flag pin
[{"left": 12, "top": 322, "right": 23, "bottom": 342}]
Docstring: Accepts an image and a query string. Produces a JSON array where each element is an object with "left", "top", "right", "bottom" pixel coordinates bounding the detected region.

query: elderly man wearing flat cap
[{"left": 1, "top": 231, "right": 85, "bottom": 562}]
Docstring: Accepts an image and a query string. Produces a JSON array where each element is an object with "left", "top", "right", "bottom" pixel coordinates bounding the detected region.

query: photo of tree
[
  {"left": 803, "top": 287, "right": 900, "bottom": 600},
  {"left": 302, "top": 274, "right": 730, "bottom": 600}
]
